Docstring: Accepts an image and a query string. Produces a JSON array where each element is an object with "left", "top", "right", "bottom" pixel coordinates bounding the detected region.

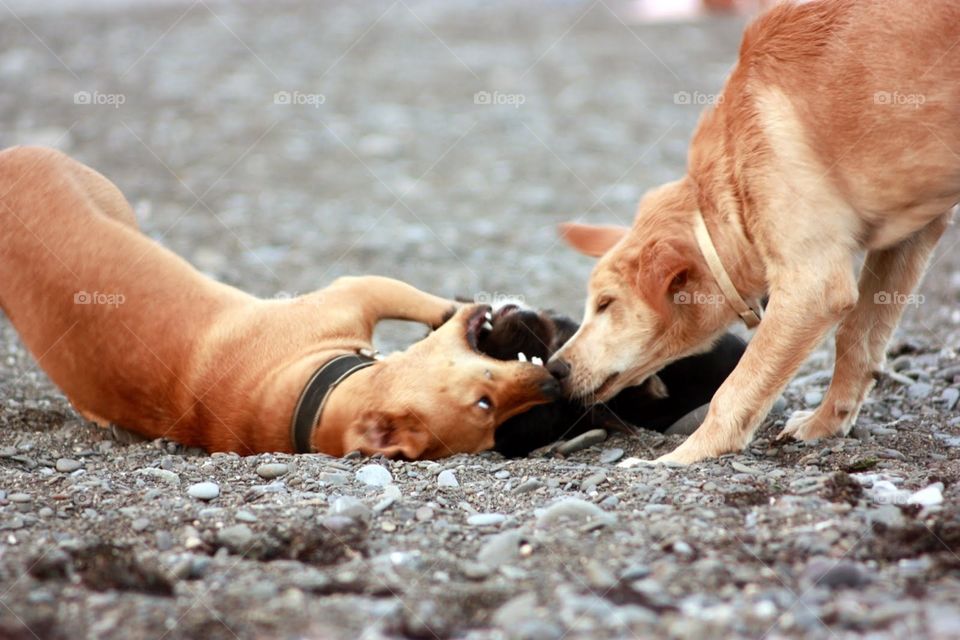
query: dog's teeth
[
  {"left": 531, "top": 356, "right": 543, "bottom": 366},
  {"left": 482, "top": 321, "right": 493, "bottom": 331},
  {"left": 484, "top": 311, "right": 493, "bottom": 321},
  {"left": 518, "top": 352, "right": 527, "bottom": 362}
]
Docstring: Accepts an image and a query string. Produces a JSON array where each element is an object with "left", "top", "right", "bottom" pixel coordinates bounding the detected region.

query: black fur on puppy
[{"left": 477, "top": 304, "right": 746, "bottom": 457}]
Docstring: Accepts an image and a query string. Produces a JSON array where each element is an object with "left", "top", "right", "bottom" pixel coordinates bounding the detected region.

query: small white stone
[
  {"left": 907, "top": 483, "right": 944, "bottom": 507},
  {"left": 355, "top": 464, "right": 393, "bottom": 487},
  {"left": 437, "top": 469, "right": 459, "bottom": 488}
]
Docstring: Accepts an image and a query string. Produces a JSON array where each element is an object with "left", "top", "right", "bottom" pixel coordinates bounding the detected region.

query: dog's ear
[
  {"left": 559, "top": 222, "right": 628, "bottom": 257},
  {"left": 351, "top": 410, "right": 429, "bottom": 459},
  {"left": 640, "top": 238, "right": 698, "bottom": 316}
]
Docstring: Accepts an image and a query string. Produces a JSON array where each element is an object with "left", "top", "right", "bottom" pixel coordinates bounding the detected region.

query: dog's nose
[
  {"left": 539, "top": 377, "right": 563, "bottom": 400},
  {"left": 547, "top": 358, "right": 571, "bottom": 380}
]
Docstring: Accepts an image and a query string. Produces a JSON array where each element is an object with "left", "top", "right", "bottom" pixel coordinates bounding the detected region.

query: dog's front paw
[
  {"left": 778, "top": 407, "right": 853, "bottom": 441},
  {"left": 433, "top": 302, "right": 464, "bottom": 330}
]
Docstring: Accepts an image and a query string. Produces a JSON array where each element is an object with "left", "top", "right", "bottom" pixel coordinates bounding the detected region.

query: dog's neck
[
  {"left": 309, "top": 362, "right": 384, "bottom": 455},
  {"left": 689, "top": 160, "right": 768, "bottom": 308}
]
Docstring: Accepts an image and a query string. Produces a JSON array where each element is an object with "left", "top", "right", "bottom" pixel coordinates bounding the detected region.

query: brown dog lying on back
[
  {"left": 550, "top": 0, "right": 960, "bottom": 464},
  {"left": 0, "top": 146, "right": 560, "bottom": 458}
]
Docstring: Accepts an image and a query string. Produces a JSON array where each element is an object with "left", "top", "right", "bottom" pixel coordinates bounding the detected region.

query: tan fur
[
  {"left": 554, "top": 0, "right": 960, "bottom": 464},
  {"left": 0, "top": 146, "right": 557, "bottom": 459}
]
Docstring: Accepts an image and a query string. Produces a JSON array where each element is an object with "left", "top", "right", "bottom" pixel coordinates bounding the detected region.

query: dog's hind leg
[{"left": 780, "top": 210, "right": 951, "bottom": 441}]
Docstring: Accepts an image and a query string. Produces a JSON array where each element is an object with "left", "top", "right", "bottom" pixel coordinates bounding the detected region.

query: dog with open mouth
[
  {"left": 472, "top": 301, "right": 746, "bottom": 457},
  {"left": 0, "top": 146, "right": 560, "bottom": 459}
]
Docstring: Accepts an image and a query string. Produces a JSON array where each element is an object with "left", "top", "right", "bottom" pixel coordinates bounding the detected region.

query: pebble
[
  {"left": 217, "top": 524, "right": 254, "bottom": 550},
  {"left": 906, "top": 382, "right": 934, "bottom": 400},
  {"left": 868, "top": 505, "right": 905, "bottom": 529},
  {"left": 666, "top": 404, "right": 708, "bottom": 435},
  {"left": 467, "top": 513, "right": 506, "bottom": 526},
  {"left": 536, "top": 498, "right": 616, "bottom": 528},
  {"left": 355, "top": 464, "right": 392, "bottom": 487},
  {"left": 131, "top": 518, "right": 150, "bottom": 532},
  {"left": 137, "top": 468, "right": 181, "bottom": 484},
  {"left": 941, "top": 387, "right": 960, "bottom": 410},
  {"left": 331, "top": 496, "right": 372, "bottom": 523},
  {"left": 513, "top": 479, "right": 544, "bottom": 494},
  {"left": 256, "top": 463, "right": 289, "bottom": 479},
  {"left": 907, "top": 483, "right": 943, "bottom": 507},
  {"left": 187, "top": 482, "right": 220, "bottom": 501},
  {"left": 235, "top": 510, "right": 258, "bottom": 523},
  {"left": 478, "top": 530, "right": 527, "bottom": 568},
  {"left": 437, "top": 469, "right": 459, "bottom": 488},
  {"left": 803, "top": 391, "right": 823, "bottom": 407},
  {"left": 415, "top": 506, "right": 434, "bottom": 521},
  {"left": 55, "top": 458, "right": 81, "bottom": 473},
  {"left": 731, "top": 461, "right": 761, "bottom": 475},
  {"left": 805, "top": 560, "right": 871, "bottom": 590},
  {"left": 581, "top": 472, "right": 606, "bottom": 493},
  {"left": 599, "top": 448, "right": 624, "bottom": 464},
  {"left": 557, "top": 429, "right": 607, "bottom": 456}
]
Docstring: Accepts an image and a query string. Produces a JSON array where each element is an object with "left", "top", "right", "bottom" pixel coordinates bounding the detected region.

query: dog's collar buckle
[
  {"left": 290, "top": 352, "right": 376, "bottom": 454},
  {"left": 692, "top": 209, "right": 762, "bottom": 329}
]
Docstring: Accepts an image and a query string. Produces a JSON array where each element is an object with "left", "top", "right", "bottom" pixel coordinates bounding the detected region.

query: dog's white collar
[{"left": 692, "top": 209, "right": 762, "bottom": 329}]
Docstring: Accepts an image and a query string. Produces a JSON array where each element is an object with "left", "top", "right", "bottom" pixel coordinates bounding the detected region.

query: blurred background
[{"left": 1, "top": 0, "right": 956, "bottom": 354}]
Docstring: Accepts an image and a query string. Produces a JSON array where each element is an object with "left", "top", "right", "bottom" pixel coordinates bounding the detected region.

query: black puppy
[{"left": 479, "top": 304, "right": 746, "bottom": 457}]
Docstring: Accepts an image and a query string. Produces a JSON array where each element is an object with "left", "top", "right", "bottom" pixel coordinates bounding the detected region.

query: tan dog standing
[
  {"left": 0, "top": 146, "right": 559, "bottom": 458},
  {"left": 551, "top": 0, "right": 960, "bottom": 464}
]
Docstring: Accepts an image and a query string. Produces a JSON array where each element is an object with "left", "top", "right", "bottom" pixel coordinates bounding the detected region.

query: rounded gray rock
[
  {"left": 55, "top": 458, "right": 82, "bottom": 473},
  {"left": 187, "top": 482, "right": 220, "bottom": 501},
  {"left": 557, "top": 429, "right": 607, "bottom": 455},
  {"left": 217, "top": 524, "right": 254, "bottom": 550},
  {"left": 256, "top": 463, "right": 289, "bottom": 479}
]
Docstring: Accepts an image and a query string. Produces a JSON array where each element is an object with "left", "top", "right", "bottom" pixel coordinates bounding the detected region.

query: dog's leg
[
  {"left": 779, "top": 211, "right": 951, "bottom": 441},
  {"left": 637, "top": 259, "right": 858, "bottom": 466},
  {"left": 329, "top": 276, "right": 458, "bottom": 328}
]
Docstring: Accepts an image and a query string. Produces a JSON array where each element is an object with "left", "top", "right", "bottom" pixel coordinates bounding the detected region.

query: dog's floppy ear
[
  {"left": 640, "top": 237, "right": 698, "bottom": 316},
  {"left": 351, "top": 410, "right": 429, "bottom": 459},
  {"left": 559, "top": 222, "right": 628, "bottom": 257}
]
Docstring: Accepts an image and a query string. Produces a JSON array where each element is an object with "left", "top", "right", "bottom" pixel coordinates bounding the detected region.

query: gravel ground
[{"left": 2, "top": 1, "right": 960, "bottom": 638}]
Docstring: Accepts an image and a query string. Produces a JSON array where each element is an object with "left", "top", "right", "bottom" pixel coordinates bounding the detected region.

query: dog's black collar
[{"left": 290, "top": 352, "right": 376, "bottom": 454}]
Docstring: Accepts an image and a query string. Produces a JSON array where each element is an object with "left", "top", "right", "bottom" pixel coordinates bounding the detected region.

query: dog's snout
[
  {"left": 539, "top": 377, "right": 563, "bottom": 400},
  {"left": 547, "top": 358, "right": 571, "bottom": 380}
]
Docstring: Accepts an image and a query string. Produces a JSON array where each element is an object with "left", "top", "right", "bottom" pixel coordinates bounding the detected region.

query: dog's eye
[
  {"left": 476, "top": 396, "right": 493, "bottom": 411},
  {"left": 596, "top": 296, "right": 613, "bottom": 313}
]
